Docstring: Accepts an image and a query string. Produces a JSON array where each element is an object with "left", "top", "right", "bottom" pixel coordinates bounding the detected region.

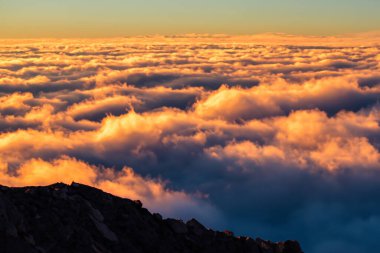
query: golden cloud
[{"left": 1, "top": 36, "right": 380, "bottom": 252}]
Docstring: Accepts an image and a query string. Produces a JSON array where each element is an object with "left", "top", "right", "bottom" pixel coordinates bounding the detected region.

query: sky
[{"left": 1, "top": 0, "right": 380, "bottom": 37}]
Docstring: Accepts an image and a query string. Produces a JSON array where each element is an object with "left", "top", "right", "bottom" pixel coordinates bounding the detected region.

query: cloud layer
[{"left": 1, "top": 35, "right": 380, "bottom": 253}]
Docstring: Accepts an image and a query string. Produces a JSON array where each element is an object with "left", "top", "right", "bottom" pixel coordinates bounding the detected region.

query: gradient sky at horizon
[{"left": 1, "top": 0, "right": 380, "bottom": 38}]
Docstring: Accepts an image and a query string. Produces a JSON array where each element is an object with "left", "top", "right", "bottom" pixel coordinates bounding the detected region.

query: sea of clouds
[{"left": 0, "top": 35, "right": 380, "bottom": 253}]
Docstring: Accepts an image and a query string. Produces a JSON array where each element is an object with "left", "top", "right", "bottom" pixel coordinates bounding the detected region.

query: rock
[
  {"left": 186, "top": 218, "right": 207, "bottom": 236},
  {"left": 90, "top": 215, "right": 118, "bottom": 242},
  {"left": 283, "top": 240, "right": 303, "bottom": 253},
  {"left": 224, "top": 230, "right": 234, "bottom": 237},
  {"left": 0, "top": 183, "right": 303, "bottom": 253},
  {"left": 256, "top": 238, "right": 276, "bottom": 253},
  {"left": 153, "top": 213, "right": 162, "bottom": 220},
  {"left": 166, "top": 218, "right": 188, "bottom": 234},
  {"left": 133, "top": 200, "right": 142, "bottom": 208}
]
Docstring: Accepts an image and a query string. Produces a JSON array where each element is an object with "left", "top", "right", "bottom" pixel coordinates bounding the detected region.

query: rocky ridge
[{"left": 0, "top": 182, "right": 303, "bottom": 253}]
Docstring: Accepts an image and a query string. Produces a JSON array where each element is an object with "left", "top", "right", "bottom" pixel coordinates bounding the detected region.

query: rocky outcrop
[{"left": 0, "top": 182, "right": 303, "bottom": 253}]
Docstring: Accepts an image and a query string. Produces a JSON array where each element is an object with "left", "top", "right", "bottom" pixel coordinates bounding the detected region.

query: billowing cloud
[
  {"left": 0, "top": 35, "right": 380, "bottom": 253},
  {"left": 0, "top": 156, "right": 221, "bottom": 225},
  {"left": 194, "top": 77, "right": 380, "bottom": 121}
]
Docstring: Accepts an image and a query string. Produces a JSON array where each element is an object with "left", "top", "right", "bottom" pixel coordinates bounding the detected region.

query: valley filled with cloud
[{"left": 0, "top": 35, "right": 379, "bottom": 253}]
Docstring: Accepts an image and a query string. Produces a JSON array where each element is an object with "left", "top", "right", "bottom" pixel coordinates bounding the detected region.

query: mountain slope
[{"left": 0, "top": 182, "right": 303, "bottom": 253}]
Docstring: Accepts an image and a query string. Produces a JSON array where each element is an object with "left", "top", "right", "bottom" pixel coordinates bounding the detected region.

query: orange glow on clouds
[{"left": 0, "top": 34, "right": 380, "bottom": 251}]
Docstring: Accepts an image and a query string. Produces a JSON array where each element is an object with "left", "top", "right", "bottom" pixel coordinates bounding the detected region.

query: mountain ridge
[{"left": 0, "top": 182, "right": 303, "bottom": 253}]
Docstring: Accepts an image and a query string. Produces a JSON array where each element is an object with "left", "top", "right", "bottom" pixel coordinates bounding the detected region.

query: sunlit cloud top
[
  {"left": 1, "top": 0, "right": 380, "bottom": 38},
  {"left": 1, "top": 37, "right": 380, "bottom": 252}
]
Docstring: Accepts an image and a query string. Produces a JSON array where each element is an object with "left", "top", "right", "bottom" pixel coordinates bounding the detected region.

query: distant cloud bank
[{"left": 0, "top": 35, "right": 380, "bottom": 253}]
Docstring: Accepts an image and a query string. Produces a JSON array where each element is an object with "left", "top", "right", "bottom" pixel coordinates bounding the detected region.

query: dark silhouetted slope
[{"left": 0, "top": 182, "right": 303, "bottom": 253}]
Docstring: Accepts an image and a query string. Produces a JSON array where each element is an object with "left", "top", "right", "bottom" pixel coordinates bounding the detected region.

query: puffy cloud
[
  {"left": 0, "top": 156, "right": 97, "bottom": 186},
  {"left": 310, "top": 137, "right": 380, "bottom": 170},
  {"left": 0, "top": 92, "right": 34, "bottom": 115},
  {"left": 1, "top": 35, "right": 380, "bottom": 252},
  {"left": 0, "top": 156, "right": 221, "bottom": 224},
  {"left": 66, "top": 95, "right": 138, "bottom": 121},
  {"left": 194, "top": 77, "right": 380, "bottom": 121}
]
